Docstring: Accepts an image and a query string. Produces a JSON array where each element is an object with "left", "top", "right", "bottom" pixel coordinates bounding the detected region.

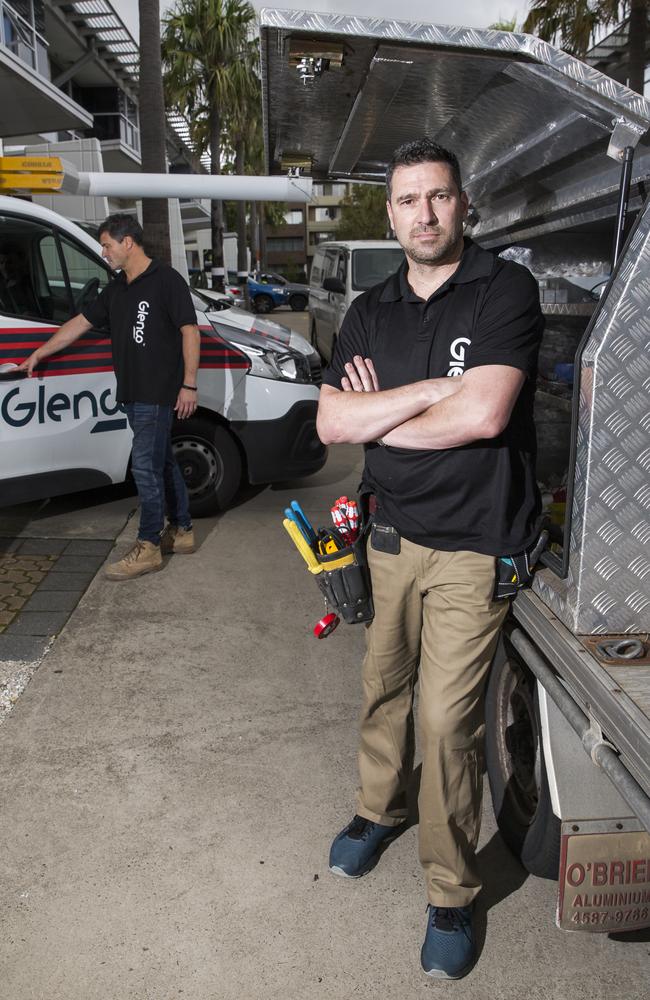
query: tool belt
[
  {"left": 493, "top": 530, "right": 549, "bottom": 599},
  {"left": 314, "top": 528, "right": 374, "bottom": 625}
]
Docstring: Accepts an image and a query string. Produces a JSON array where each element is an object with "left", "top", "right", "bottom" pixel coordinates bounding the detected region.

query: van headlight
[
  {"left": 235, "top": 342, "right": 311, "bottom": 383},
  {"left": 210, "top": 322, "right": 312, "bottom": 383}
]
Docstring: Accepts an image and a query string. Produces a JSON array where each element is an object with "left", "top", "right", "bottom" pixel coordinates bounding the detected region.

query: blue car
[{"left": 247, "top": 274, "right": 290, "bottom": 313}]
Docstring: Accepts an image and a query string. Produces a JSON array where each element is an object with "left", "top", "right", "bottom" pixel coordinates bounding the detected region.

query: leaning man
[
  {"left": 17, "top": 213, "right": 200, "bottom": 580},
  {"left": 316, "top": 139, "right": 543, "bottom": 979}
]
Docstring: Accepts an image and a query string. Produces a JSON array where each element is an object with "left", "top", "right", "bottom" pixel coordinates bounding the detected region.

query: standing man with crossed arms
[
  {"left": 17, "top": 213, "right": 200, "bottom": 581},
  {"left": 317, "top": 138, "right": 543, "bottom": 979}
]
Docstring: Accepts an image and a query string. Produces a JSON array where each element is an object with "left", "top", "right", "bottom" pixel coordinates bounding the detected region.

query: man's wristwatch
[{"left": 182, "top": 384, "right": 197, "bottom": 391}]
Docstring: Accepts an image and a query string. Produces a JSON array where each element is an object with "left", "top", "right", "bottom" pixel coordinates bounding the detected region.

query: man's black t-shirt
[
  {"left": 82, "top": 259, "right": 197, "bottom": 405},
  {"left": 321, "top": 240, "right": 544, "bottom": 557}
]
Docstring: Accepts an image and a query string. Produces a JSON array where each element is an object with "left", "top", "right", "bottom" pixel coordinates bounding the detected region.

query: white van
[
  {"left": 308, "top": 240, "right": 404, "bottom": 362},
  {"left": 0, "top": 196, "right": 326, "bottom": 515}
]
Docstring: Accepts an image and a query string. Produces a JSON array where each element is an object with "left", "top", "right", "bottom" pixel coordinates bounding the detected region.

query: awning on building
[{"left": 0, "top": 46, "right": 92, "bottom": 139}]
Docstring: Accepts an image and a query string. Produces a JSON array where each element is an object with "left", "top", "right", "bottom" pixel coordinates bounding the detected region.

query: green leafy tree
[
  {"left": 523, "top": 1, "right": 647, "bottom": 94},
  {"left": 162, "top": 0, "right": 257, "bottom": 291},
  {"left": 138, "top": 0, "right": 171, "bottom": 263},
  {"left": 488, "top": 16, "right": 519, "bottom": 29},
  {"left": 336, "top": 184, "right": 390, "bottom": 240},
  {"left": 222, "top": 36, "right": 261, "bottom": 296},
  {"left": 222, "top": 93, "right": 285, "bottom": 274}
]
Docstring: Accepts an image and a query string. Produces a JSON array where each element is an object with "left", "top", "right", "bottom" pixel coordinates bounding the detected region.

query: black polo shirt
[
  {"left": 322, "top": 239, "right": 544, "bottom": 556},
  {"left": 83, "top": 259, "right": 197, "bottom": 405}
]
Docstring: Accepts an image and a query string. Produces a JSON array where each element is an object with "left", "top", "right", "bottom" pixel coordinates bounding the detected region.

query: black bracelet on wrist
[{"left": 182, "top": 384, "right": 197, "bottom": 391}]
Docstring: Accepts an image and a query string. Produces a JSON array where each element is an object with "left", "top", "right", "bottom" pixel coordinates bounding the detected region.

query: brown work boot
[
  {"left": 160, "top": 524, "right": 195, "bottom": 554},
  {"left": 105, "top": 540, "right": 162, "bottom": 580}
]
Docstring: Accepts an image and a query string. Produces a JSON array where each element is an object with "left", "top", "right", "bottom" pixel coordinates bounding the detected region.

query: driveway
[{"left": 0, "top": 401, "right": 647, "bottom": 998}]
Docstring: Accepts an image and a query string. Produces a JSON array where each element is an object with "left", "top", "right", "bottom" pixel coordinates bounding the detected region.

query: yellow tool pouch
[{"left": 314, "top": 533, "right": 374, "bottom": 625}]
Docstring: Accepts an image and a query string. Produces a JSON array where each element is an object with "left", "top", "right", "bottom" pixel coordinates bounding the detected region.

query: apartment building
[
  {"left": 264, "top": 181, "right": 351, "bottom": 280},
  {"left": 0, "top": 0, "right": 198, "bottom": 274}
]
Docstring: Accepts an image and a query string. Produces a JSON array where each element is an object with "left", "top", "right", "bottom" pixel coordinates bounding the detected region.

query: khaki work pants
[{"left": 356, "top": 537, "right": 508, "bottom": 907}]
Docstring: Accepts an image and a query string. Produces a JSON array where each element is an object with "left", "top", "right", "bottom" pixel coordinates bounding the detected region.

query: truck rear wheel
[
  {"left": 485, "top": 633, "right": 561, "bottom": 879},
  {"left": 171, "top": 416, "right": 242, "bottom": 517}
]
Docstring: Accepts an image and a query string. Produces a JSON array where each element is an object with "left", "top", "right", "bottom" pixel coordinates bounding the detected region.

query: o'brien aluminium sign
[{"left": 558, "top": 820, "right": 650, "bottom": 933}]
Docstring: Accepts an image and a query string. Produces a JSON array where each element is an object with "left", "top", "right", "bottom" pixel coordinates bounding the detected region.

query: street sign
[{"left": 0, "top": 156, "right": 64, "bottom": 193}]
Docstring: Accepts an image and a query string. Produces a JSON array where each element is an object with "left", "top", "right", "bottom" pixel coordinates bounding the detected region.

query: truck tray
[{"left": 513, "top": 590, "right": 650, "bottom": 797}]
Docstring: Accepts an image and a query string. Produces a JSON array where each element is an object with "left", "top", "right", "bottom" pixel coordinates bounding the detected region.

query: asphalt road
[{"left": 0, "top": 305, "right": 648, "bottom": 998}]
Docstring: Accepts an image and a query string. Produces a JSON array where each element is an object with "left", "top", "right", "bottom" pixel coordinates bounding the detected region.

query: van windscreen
[{"left": 351, "top": 248, "right": 405, "bottom": 291}]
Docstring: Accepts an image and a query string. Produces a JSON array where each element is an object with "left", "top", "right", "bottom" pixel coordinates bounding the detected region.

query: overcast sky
[{"left": 115, "top": 1, "right": 532, "bottom": 40}]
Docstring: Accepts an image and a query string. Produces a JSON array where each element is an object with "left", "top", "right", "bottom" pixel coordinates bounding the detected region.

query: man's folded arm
[
  {"left": 381, "top": 364, "right": 526, "bottom": 450},
  {"left": 317, "top": 376, "right": 462, "bottom": 445}
]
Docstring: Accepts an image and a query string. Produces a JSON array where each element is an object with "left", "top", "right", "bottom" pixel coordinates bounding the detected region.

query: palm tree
[
  {"left": 162, "top": 0, "right": 257, "bottom": 292},
  {"left": 138, "top": 0, "right": 172, "bottom": 263},
  {"left": 523, "top": 1, "right": 647, "bottom": 94},
  {"left": 222, "top": 36, "right": 261, "bottom": 304}
]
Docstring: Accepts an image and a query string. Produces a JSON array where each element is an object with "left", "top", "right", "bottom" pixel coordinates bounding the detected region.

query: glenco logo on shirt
[
  {"left": 133, "top": 300, "right": 150, "bottom": 346},
  {"left": 447, "top": 336, "right": 471, "bottom": 377}
]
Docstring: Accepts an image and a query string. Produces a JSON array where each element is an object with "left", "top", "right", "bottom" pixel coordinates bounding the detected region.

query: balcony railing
[
  {"left": 93, "top": 111, "right": 140, "bottom": 154},
  {"left": 0, "top": 0, "right": 48, "bottom": 76}
]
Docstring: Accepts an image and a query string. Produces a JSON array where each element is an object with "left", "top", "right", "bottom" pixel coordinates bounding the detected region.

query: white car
[{"left": 0, "top": 197, "right": 326, "bottom": 515}]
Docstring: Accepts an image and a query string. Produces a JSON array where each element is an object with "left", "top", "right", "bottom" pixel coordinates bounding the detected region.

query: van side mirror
[{"left": 323, "top": 276, "right": 345, "bottom": 294}]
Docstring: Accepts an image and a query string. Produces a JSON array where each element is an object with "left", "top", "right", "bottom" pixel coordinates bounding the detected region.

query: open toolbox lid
[{"left": 260, "top": 9, "right": 650, "bottom": 244}]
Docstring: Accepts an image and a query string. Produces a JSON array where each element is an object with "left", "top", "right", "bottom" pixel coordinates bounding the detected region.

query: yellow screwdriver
[{"left": 283, "top": 518, "right": 322, "bottom": 574}]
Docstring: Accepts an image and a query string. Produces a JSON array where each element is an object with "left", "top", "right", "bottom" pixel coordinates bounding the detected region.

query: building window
[
  {"left": 310, "top": 231, "right": 335, "bottom": 246},
  {"left": 311, "top": 206, "right": 339, "bottom": 222},
  {"left": 89, "top": 89, "right": 140, "bottom": 153},
  {"left": 266, "top": 237, "right": 305, "bottom": 252},
  {"left": 283, "top": 209, "right": 303, "bottom": 225},
  {"left": 312, "top": 182, "right": 349, "bottom": 198},
  {"left": 1, "top": 0, "right": 47, "bottom": 75}
]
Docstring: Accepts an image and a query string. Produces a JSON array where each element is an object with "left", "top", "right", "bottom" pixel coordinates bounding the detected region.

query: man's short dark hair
[
  {"left": 386, "top": 139, "right": 463, "bottom": 200},
  {"left": 97, "top": 213, "right": 144, "bottom": 246}
]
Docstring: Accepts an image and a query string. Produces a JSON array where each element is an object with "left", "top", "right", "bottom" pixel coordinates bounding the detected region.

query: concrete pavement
[{"left": 0, "top": 445, "right": 648, "bottom": 1000}]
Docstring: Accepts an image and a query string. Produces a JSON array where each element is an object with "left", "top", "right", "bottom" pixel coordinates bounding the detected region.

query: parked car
[
  {"left": 220, "top": 272, "right": 309, "bottom": 314},
  {"left": 0, "top": 196, "right": 326, "bottom": 515},
  {"left": 253, "top": 272, "right": 309, "bottom": 312},
  {"left": 245, "top": 273, "right": 290, "bottom": 313},
  {"left": 308, "top": 240, "right": 405, "bottom": 361}
]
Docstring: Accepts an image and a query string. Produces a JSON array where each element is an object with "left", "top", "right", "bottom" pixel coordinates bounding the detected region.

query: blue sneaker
[
  {"left": 329, "top": 814, "right": 402, "bottom": 878},
  {"left": 420, "top": 904, "right": 476, "bottom": 979}
]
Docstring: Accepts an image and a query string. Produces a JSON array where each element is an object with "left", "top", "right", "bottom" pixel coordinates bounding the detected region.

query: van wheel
[
  {"left": 254, "top": 294, "right": 273, "bottom": 314},
  {"left": 289, "top": 293, "right": 307, "bottom": 311},
  {"left": 172, "top": 417, "right": 242, "bottom": 517},
  {"left": 485, "top": 633, "right": 561, "bottom": 879}
]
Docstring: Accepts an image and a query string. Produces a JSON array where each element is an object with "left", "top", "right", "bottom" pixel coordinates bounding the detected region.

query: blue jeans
[{"left": 124, "top": 403, "right": 191, "bottom": 545}]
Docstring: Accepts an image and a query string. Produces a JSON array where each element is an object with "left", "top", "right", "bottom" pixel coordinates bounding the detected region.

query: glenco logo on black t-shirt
[
  {"left": 133, "top": 300, "right": 150, "bottom": 347},
  {"left": 447, "top": 336, "right": 471, "bottom": 377}
]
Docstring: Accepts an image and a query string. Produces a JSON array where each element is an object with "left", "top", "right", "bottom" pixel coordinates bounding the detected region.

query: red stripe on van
[
  {"left": 1, "top": 330, "right": 249, "bottom": 370},
  {"left": 36, "top": 366, "right": 116, "bottom": 377}
]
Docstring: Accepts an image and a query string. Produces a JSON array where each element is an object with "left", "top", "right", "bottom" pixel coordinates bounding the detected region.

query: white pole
[{"left": 74, "top": 172, "right": 312, "bottom": 202}]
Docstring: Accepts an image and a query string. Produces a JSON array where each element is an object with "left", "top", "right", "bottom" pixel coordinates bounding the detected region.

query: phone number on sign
[{"left": 571, "top": 906, "right": 649, "bottom": 926}]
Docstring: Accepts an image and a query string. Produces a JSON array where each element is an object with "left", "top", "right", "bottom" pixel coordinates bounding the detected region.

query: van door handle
[{"left": 0, "top": 365, "right": 26, "bottom": 381}]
